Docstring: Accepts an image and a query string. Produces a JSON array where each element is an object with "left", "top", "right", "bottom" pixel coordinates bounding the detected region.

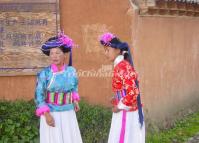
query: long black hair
[{"left": 108, "top": 37, "right": 132, "bottom": 65}]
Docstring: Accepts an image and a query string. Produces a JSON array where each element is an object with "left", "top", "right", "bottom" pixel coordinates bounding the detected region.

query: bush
[
  {"left": 0, "top": 100, "right": 39, "bottom": 143},
  {"left": 1, "top": 100, "right": 199, "bottom": 143},
  {"left": 77, "top": 101, "right": 112, "bottom": 143},
  {"left": 0, "top": 100, "right": 112, "bottom": 143}
]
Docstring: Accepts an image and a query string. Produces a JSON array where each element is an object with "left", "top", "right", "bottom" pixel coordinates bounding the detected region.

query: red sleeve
[{"left": 118, "top": 61, "right": 139, "bottom": 109}]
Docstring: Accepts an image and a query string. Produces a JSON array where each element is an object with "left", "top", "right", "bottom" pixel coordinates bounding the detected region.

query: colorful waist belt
[
  {"left": 46, "top": 91, "right": 72, "bottom": 105},
  {"left": 112, "top": 89, "right": 139, "bottom": 111},
  {"left": 111, "top": 90, "right": 126, "bottom": 105},
  {"left": 115, "top": 90, "right": 126, "bottom": 101}
]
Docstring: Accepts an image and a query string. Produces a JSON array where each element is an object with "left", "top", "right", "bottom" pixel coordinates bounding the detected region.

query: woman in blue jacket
[{"left": 35, "top": 33, "right": 83, "bottom": 143}]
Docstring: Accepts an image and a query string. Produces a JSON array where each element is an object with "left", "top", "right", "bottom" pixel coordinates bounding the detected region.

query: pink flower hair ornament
[
  {"left": 58, "top": 32, "right": 74, "bottom": 49},
  {"left": 99, "top": 32, "right": 116, "bottom": 46}
]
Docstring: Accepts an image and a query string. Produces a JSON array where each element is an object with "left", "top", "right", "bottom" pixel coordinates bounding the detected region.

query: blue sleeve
[
  {"left": 68, "top": 66, "right": 78, "bottom": 92},
  {"left": 35, "top": 70, "right": 47, "bottom": 108},
  {"left": 68, "top": 66, "right": 80, "bottom": 102},
  {"left": 73, "top": 68, "right": 78, "bottom": 92}
]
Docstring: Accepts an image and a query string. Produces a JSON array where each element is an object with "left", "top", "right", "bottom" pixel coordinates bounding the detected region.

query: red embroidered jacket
[{"left": 112, "top": 60, "right": 140, "bottom": 111}]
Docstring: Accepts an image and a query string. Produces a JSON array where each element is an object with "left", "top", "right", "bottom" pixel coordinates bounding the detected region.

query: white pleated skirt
[
  {"left": 40, "top": 110, "right": 83, "bottom": 143},
  {"left": 108, "top": 110, "right": 145, "bottom": 143}
]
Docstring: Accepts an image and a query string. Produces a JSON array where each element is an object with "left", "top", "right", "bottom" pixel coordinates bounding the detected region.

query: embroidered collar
[
  {"left": 114, "top": 55, "right": 124, "bottom": 67},
  {"left": 51, "top": 64, "right": 65, "bottom": 73}
]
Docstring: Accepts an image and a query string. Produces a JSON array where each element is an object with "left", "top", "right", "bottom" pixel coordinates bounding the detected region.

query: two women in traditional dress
[{"left": 35, "top": 32, "right": 145, "bottom": 143}]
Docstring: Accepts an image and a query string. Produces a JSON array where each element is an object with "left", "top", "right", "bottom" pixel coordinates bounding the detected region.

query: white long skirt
[
  {"left": 108, "top": 110, "right": 145, "bottom": 143},
  {"left": 40, "top": 110, "right": 83, "bottom": 143}
]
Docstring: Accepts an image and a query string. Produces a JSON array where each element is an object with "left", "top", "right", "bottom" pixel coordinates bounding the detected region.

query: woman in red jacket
[{"left": 99, "top": 33, "right": 145, "bottom": 143}]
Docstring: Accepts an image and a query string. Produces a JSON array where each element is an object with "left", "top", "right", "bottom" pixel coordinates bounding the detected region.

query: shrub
[
  {"left": 0, "top": 100, "right": 112, "bottom": 143},
  {"left": 0, "top": 100, "right": 39, "bottom": 143}
]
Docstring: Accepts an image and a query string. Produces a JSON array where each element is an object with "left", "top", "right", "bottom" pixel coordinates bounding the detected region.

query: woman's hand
[
  {"left": 74, "top": 101, "right": 80, "bottom": 112},
  {"left": 112, "top": 106, "right": 121, "bottom": 113},
  {"left": 44, "top": 112, "right": 55, "bottom": 127}
]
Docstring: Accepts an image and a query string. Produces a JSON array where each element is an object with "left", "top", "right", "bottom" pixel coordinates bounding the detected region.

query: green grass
[{"left": 147, "top": 111, "right": 199, "bottom": 143}]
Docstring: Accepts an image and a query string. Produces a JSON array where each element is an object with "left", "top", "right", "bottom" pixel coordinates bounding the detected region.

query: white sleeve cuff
[{"left": 117, "top": 100, "right": 130, "bottom": 111}]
